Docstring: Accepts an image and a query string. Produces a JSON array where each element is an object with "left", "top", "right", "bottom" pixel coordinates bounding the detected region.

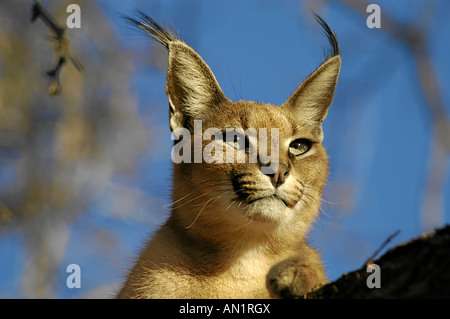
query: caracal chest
[{"left": 195, "top": 249, "right": 275, "bottom": 298}]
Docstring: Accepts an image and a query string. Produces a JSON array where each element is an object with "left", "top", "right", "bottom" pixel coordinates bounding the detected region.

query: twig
[
  {"left": 31, "top": 0, "right": 84, "bottom": 95},
  {"left": 364, "top": 229, "right": 401, "bottom": 267}
]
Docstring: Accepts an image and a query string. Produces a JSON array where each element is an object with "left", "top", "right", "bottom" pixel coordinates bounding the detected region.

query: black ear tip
[
  {"left": 123, "top": 11, "right": 177, "bottom": 49},
  {"left": 313, "top": 13, "right": 340, "bottom": 58}
]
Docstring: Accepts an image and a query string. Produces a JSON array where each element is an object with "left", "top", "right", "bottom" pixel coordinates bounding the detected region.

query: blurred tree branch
[
  {"left": 31, "top": 0, "right": 84, "bottom": 95},
  {"left": 0, "top": 0, "right": 149, "bottom": 297}
]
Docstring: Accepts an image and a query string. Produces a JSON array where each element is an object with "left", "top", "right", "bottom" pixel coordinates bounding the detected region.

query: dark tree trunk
[{"left": 306, "top": 225, "right": 450, "bottom": 298}]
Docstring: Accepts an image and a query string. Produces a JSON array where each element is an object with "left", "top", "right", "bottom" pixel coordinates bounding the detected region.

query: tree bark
[{"left": 306, "top": 225, "right": 450, "bottom": 298}]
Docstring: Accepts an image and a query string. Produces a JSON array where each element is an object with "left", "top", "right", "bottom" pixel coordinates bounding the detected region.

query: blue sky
[{"left": 1, "top": 0, "right": 449, "bottom": 298}]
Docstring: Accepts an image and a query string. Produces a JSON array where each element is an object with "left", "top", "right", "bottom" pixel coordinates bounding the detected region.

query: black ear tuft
[
  {"left": 314, "top": 14, "right": 340, "bottom": 60},
  {"left": 122, "top": 11, "right": 178, "bottom": 49}
]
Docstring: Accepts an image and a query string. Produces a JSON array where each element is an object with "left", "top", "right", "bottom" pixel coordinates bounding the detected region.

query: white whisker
[{"left": 184, "top": 197, "right": 215, "bottom": 230}]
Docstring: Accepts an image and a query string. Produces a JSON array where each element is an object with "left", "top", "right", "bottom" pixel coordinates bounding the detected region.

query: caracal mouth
[
  {"left": 230, "top": 191, "right": 303, "bottom": 225},
  {"left": 247, "top": 194, "right": 297, "bottom": 209}
]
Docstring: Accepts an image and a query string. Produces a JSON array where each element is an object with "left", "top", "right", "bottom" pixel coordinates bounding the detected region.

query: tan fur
[{"left": 118, "top": 15, "right": 340, "bottom": 299}]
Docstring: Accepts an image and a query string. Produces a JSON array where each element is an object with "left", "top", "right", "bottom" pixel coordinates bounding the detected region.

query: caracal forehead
[{"left": 201, "top": 100, "right": 312, "bottom": 138}]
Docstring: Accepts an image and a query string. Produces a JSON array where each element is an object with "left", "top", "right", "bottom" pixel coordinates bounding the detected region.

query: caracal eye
[{"left": 289, "top": 139, "right": 312, "bottom": 156}]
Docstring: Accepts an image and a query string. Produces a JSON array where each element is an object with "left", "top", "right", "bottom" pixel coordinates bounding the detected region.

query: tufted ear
[
  {"left": 282, "top": 55, "right": 341, "bottom": 141},
  {"left": 282, "top": 16, "right": 341, "bottom": 142},
  {"left": 165, "top": 41, "right": 230, "bottom": 131},
  {"left": 124, "top": 12, "right": 230, "bottom": 131}
]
